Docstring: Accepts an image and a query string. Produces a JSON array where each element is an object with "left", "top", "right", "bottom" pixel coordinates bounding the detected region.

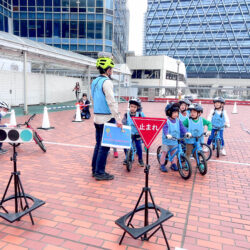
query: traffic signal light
[{"left": 0, "top": 128, "right": 33, "bottom": 143}]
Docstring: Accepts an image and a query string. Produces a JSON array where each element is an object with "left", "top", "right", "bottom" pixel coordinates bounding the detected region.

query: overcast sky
[{"left": 127, "top": 0, "right": 148, "bottom": 55}]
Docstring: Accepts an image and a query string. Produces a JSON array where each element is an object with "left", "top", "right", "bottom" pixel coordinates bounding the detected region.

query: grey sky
[{"left": 127, "top": 0, "right": 148, "bottom": 55}]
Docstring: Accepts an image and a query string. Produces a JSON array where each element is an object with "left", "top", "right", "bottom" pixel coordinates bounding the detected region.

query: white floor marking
[{"left": 45, "top": 141, "right": 250, "bottom": 166}]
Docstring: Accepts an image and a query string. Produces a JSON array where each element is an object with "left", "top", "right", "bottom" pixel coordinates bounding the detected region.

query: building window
[
  {"left": 20, "top": 20, "right": 28, "bottom": 37},
  {"left": 37, "top": 20, "right": 44, "bottom": 37},
  {"left": 53, "top": 20, "right": 61, "bottom": 37},
  {"left": 79, "top": 21, "right": 86, "bottom": 38},
  {"left": 105, "top": 22, "right": 112, "bottom": 40},
  {"left": 87, "top": 21, "right": 94, "bottom": 38},
  {"left": 62, "top": 21, "right": 69, "bottom": 37},
  {"left": 95, "top": 22, "right": 102, "bottom": 39}
]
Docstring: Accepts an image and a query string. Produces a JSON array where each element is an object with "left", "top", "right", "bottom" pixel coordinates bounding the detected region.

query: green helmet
[{"left": 96, "top": 57, "right": 114, "bottom": 70}]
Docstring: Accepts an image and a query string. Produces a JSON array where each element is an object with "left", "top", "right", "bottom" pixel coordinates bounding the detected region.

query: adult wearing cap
[{"left": 91, "top": 52, "right": 122, "bottom": 181}]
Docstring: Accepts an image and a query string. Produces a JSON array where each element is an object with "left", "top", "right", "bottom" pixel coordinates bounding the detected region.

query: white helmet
[{"left": 0, "top": 101, "right": 9, "bottom": 110}]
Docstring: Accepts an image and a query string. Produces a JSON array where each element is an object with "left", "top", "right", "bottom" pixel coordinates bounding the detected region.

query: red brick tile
[
  {"left": 22, "top": 239, "right": 46, "bottom": 250},
  {"left": 2, "top": 244, "right": 28, "bottom": 250},
  {"left": 41, "top": 235, "right": 64, "bottom": 246},
  {"left": 2, "top": 235, "right": 26, "bottom": 245}
]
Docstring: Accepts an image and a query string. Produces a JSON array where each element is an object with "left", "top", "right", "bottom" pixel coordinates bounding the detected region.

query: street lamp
[{"left": 176, "top": 59, "right": 181, "bottom": 99}]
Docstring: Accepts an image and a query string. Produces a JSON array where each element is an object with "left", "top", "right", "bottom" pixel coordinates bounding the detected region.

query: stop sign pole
[{"left": 115, "top": 117, "right": 174, "bottom": 249}]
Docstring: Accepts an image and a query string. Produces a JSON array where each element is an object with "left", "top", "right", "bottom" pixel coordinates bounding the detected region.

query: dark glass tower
[
  {"left": 0, "top": 0, "right": 129, "bottom": 63},
  {"left": 144, "top": 0, "right": 250, "bottom": 78}
]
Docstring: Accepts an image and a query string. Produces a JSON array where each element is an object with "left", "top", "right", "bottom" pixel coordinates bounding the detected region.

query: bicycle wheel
[
  {"left": 177, "top": 155, "right": 192, "bottom": 180},
  {"left": 201, "top": 143, "right": 212, "bottom": 161},
  {"left": 156, "top": 146, "right": 168, "bottom": 165},
  {"left": 126, "top": 149, "right": 133, "bottom": 172},
  {"left": 216, "top": 139, "right": 220, "bottom": 158},
  {"left": 196, "top": 151, "right": 207, "bottom": 175},
  {"left": 34, "top": 132, "right": 46, "bottom": 152}
]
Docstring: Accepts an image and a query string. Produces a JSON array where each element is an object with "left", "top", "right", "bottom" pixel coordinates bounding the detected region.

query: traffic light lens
[
  {"left": 0, "top": 129, "right": 7, "bottom": 141},
  {"left": 8, "top": 130, "right": 19, "bottom": 141},
  {"left": 20, "top": 129, "right": 33, "bottom": 142}
]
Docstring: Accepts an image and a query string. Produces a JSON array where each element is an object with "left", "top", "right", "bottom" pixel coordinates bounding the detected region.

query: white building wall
[{"left": 0, "top": 70, "right": 82, "bottom": 106}]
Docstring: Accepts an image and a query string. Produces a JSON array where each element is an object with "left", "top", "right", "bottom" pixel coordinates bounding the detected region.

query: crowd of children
[{"left": 0, "top": 94, "right": 230, "bottom": 174}]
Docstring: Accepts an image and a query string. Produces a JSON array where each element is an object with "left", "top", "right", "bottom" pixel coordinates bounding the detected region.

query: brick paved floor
[{"left": 0, "top": 102, "right": 249, "bottom": 250}]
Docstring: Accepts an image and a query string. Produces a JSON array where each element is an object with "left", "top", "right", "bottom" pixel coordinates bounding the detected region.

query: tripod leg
[
  {"left": 148, "top": 189, "right": 170, "bottom": 250},
  {"left": 0, "top": 174, "right": 13, "bottom": 207},
  {"left": 17, "top": 176, "right": 34, "bottom": 225},
  {"left": 16, "top": 179, "right": 25, "bottom": 211},
  {"left": 119, "top": 189, "right": 145, "bottom": 245}
]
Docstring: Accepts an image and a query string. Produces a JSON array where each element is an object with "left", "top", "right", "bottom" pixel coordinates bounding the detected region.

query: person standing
[
  {"left": 73, "top": 82, "right": 81, "bottom": 101},
  {"left": 91, "top": 52, "right": 122, "bottom": 181}
]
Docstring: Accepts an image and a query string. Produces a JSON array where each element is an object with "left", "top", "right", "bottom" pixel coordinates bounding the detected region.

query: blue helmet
[{"left": 165, "top": 102, "right": 180, "bottom": 117}]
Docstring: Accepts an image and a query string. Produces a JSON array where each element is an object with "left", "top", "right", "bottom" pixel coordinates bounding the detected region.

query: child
[
  {"left": 182, "top": 103, "right": 212, "bottom": 160},
  {"left": 122, "top": 99, "right": 145, "bottom": 167},
  {"left": 207, "top": 97, "right": 230, "bottom": 156},
  {"left": 0, "top": 101, "right": 9, "bottom": 154},
  {"left": 160, "top": 103, "right": 187, "bottom": 172},
  {"left": 79, "top": 93, "right": 91, "bottom": 119},
  {"left": 178, "top": 98, "right": 191, "bottom": 122}
]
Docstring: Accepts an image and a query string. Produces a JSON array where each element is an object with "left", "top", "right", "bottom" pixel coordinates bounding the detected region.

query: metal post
[
  {"left": 87, "top": 66, "right": 91, "bottom": 101},
  {"left": 23, "top": 51, "right": 28, "bottom": 114},
  {"left": 118, "top": 72, "right": 121, "bottom": 103},
  {"left": 176, "top": 60, "right": 180, "bottom": 99},
  {"left": 44, "top": 65, "right": 47, "bottom": 105}
]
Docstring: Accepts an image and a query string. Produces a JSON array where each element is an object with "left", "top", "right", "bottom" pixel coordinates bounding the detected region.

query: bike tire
[
  {"left": 126, "top": 149, "right": 133, "bottom": 172},
  {"left": 177, "top": 155, "right": 192, "bottom": 180},
  {"left": 156, "top": 146, "right": 168, "bottom": 165},
  {"left": 34, "top": 132, "right": 46, "bottom": 153},
  {"left": 197, "top": 151, "right": 207, "bottom": 175},
  {"left": 201, "top": 143, "right": 212, "bottom": 161},
  {"left": 216, "top": 139, "right": 220, "bottom": 158}
]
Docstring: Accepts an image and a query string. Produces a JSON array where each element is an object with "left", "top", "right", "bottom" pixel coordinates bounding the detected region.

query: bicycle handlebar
[
  {"left": 213, "top": 126, "right": 225, "bottom": 130},
  {"left": 190, "top": 132, "right": 207, "bottom": 139},
  {"left": 17, "top": 114, "right": 36, "bottom": 127}
]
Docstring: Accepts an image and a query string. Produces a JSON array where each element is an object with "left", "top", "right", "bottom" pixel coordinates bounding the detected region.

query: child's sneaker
[
  {"left": 0, "top": 149, "right": 7, "bottom": 154},
  {"left": 170, "top": 163, "right": 178, "bottom": 171},
  {"left": 203, "top": 147, "right": 209, "bottom": 153},
  {"left": 123, "top": 159, "right": 128, "bottom": 165},
  {"left": 221, "top": 148, "right": 227, "bottom": 156},
  {"left": 138, "top": 159, "right": 144, "bottom": 167},
  {"left": 160, "top": 165, "right": 168, "bottom": 172},
  {"left": 114, "top": 151, "right": 119, "bottom": 158}
]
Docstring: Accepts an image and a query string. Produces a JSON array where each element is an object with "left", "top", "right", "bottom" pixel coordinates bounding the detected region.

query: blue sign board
[{"left": 101, "top": 123, "right": 131, "bottom": 149}]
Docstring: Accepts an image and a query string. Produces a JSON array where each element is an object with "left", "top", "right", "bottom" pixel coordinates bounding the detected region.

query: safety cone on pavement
[
  {"left": 9, "top": 109, "right": 17, "bottom": 126},
  {"left": 72, "top": 104, "right": 83, "bottom": 122},
  {"left": 232, "top": 102, "right": 238, "bottom": 114},
  {"left": 38, "top": 106, "right": 55, "bottom": 130}
]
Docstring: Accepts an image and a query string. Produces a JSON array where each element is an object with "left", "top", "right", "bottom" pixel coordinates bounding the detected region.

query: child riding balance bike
[{"left": 122, "top": 99, "right": 145, "bottom": 171}]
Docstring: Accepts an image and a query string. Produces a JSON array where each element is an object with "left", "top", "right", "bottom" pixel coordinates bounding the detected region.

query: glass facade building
[
  {"left": 0, "top": 0, "right": 129, "bottom": 62},
  {"left": 144, "top": 0, "right": 250, "bottom": 78}
]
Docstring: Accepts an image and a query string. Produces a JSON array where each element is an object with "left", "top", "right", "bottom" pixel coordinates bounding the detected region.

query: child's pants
[
  {"left": 207, "top": 129, "right": 224, "bottom": 147},
  {"left": 160, "top": 144, "right": 177, "bottom": 165},
  {"left": 124, "top": 135, "right": 143, "bottom": 161}
]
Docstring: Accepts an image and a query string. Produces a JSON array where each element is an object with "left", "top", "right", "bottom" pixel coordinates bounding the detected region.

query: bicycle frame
[
  {"left": 166, "top": 138, "right": 185, "bottom": 165},
  {"left": 212, "top": 126, "right": 224, "bottom": 149},
  {"left": 191, "top": 133, "right": 205, "bottom": 165},
  {"left": 18, "top": 114, "right": 43, "bottom": 142}
]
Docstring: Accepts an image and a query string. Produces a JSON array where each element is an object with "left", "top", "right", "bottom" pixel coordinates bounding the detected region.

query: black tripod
[
  {"left": 115, "top": 148, "right": 173, "bottom": 249},
  {"left": 0, "top": 143, "right": 45, "bottom": 224}
]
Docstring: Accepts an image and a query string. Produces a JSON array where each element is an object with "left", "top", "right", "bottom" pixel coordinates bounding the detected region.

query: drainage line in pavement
[
  {"left": 0, "top": 222, "right": 110, "bottom": 250},
  {"left": 180, "top": 167, "right": 197, "bottom": 248}
]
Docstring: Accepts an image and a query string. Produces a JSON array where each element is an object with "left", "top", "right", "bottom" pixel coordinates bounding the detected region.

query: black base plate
[{"left": 115, "top": 203, "right": 173, "bottom": 239}]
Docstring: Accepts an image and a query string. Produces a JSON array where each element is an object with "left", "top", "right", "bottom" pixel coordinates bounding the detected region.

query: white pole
[
  {"left": 44, "top": 64, "right": 47, "bottom": 105},
  {"left": 87, "top": 66, "right": 91, "bottom": 100},
  {"left": 118, "top": 72, "right": 121, "bottom": 103},
  {"left": 23, "top": 50, "right": 28, "bottom": 114}
]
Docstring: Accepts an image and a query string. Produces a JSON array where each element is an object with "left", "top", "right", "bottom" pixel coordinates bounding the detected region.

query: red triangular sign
[{"left": 132, "top": 117, "right": 167, "bottom": 149}]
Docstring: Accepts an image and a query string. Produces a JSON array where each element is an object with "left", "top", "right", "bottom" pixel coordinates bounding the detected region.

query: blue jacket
[
  {"left": 162, "top": 118, "right": 180, "bottom": 146},
  {"left": 212, "top": 111, "right": 225, "bottom": 129},
  {"left": 185, "top": 117, "right": 204, "bottom": 144},
  {"left": 91, "top": 76, "right": 111, "bottom": 115},
  {"left": 124, "top": 111, "right": 145, "bottom": 135}
]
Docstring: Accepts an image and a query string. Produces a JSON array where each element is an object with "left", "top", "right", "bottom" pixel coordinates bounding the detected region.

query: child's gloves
[
  {"left": 166, "top": 134, "right": 172, "bottom": 139},
  {"left": 205, "top": 131, "right": 211, "bottom": 136},
  {"left": 185, "top": 132, "right": 192, "bottom": 138}
]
